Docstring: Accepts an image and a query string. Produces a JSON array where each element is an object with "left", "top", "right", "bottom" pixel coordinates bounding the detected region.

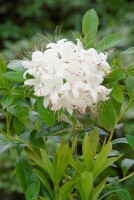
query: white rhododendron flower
[{"left": 22, "top": 39, "right": 112, "bottom": 115}]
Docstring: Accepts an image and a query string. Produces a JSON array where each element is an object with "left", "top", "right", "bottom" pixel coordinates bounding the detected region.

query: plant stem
[
  {"left": 108, "top": 100, "right": 133, "bottom": 142},
  {"left": 116, "top": 100, "right": 133, "bottom": 123},
  {"left": 105, "top": 171, "right": 134, "bottom": 189},
  {"left": 72, "top": 111, "right": 77, "bottom": 158},
  {"left": 54, "top": 183, "right": 58, "bottom": 200}
]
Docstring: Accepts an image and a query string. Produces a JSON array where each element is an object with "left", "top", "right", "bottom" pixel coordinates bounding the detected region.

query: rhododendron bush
[{"left": 0, "top": 9, "right": 134, "bottom": 200}]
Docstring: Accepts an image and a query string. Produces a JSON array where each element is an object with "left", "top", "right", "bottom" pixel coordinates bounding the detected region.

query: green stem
[
  {"left": 116, "top": 100, "right": 133, "bottom": 123},
  {"left": 5, "top": 112, "right": 10, "bottom": 135},
  {"left": 105, "top": 171, "right": 134, "bottom": 189},
  {"left": 72, "top": 112, "right": 76, "bottom": 139},
  {"left": 0, "top": 124, "right": 29, "bottom": 149},
  {"left": 108, "top": 100, "right": 133, "bottom": 142},
  {"left": 72, "top": 111, "right": 77, "bottom": 158},
  {"left": 54, "top": 183, "right": 58, "bottom": 200}
]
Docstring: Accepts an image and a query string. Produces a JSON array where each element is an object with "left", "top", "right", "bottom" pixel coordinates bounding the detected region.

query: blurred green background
[
  {"left": 1, "top": 0, "right": 134, "bottom": 59},
  {"left": 0, "top": 0, "right": 134, "bottom": 199}
]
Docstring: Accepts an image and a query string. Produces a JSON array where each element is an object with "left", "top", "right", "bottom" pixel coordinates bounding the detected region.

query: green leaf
[
  {"left": 1, "top": 94, "right": 13, "bottom": 109},
  {"left": 40, "top": 149, "right": 54, "bottom": 181},
  {"left": 1, "top": 71, "right": 24, "bottom": 82},
  {"left": 82, "top": 9, "right": 99, "bottom": 48},
  {"left": 36, "top": 97, "right": 56, "bottom": 126},
  {"left": 112, "top": 85, "right": 124, "bottom": 103},
  {"left": 111, "top": 98, "right": 121, "bottom": 116},
  {"left": 25, "top": 148, "right": 44, "bottom": 169},
  {"left": 82, "top": 134, "right": 93, "bottom": 171},
  {"left": 104, "top": 69, "right": 125, "bottom": 84},
  {"left": 39, "top": 197, "right": 49, "bottom": 200},
  {"left": 35, "top": 124, "right": 62, "bottom": 138},
  {"left": 122, "top": 47, "right": 134, "bottom": 54},
  {"left": 0, "top": 55, "right": 8, "bottom": 86},
  {"left": 33, "top": 169, "right": 54, "bottom": 199},
  {"left": 99, "top": 187, "right": 130, "bottom": 200},
  {"left": 92, "top": 142, "right": 112, "bottom": 179},
  {"left": 54, "top": 143, "right": 70, "bottom": 184},
  {"left": 89, "top": 128, "right": 99, "bottom": 158},
  {"left": 98, "top": 100, "right": 116, "bottom": 131},
  {"left": 91, "top": 178, "right": 107, "bottom": 200},
  {"left": 16, "top": 157, "right": 32, "bottom": 192},
  {"left": 26, "top": 181, "right": 40, "bottom": 200},
  {"left": 125, "top": 75, "right": 134, "bottom": 99},
  {"left": 72, "top": 31, "right": 81, "bottom": 40},
  {"left": 13, "top": 117, "right": 24, "bottom": 136},
  {"left": 30, "top": 131, "right": 44, "bottom": 148},
  {"left": 93, "top": 156, "right": 119, "bottom": 180},
  {"left": 78, "top": 172, "right": 93, "bottom": 200},
  {"left": 112, "top": 137, "right": 128, "bottom": 145},
  {"left": 96, "top": 34, "right": 125, "bottom": 51},
  {"left": 126, "top": 134, "right": 134, "bottom": 150},
  {"left": 58, "top": 179, "right": 78, "bottom": 200},
  {"left": 69, "top": 157, "right": 84, "bottom": 174},
  {"left": 110, "top": 58, "right": 121, "bottom": 69},
  {"left": 0, "top": 134, "right": 17, "bottom": 154},
  {"left": 7, "top": 60, "right": 25, "bottom": 72},
  {"left": 121, "top": 158, "right": 134, "bottom": 176},
  {"left": 7, "top": 105, "right": 29, "bottom": 124},
  {"left": 118, "top": 189, "right": 131, "bottom": 200}
]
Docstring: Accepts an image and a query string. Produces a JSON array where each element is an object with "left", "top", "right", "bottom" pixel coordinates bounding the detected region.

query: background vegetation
[{"left": 0, "top": 0, "right": 134, "bottom": 199}]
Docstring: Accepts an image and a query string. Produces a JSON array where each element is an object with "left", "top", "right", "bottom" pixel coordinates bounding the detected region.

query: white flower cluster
[{"left": 22, "top": 39, "right": 111, "bottom": 115}]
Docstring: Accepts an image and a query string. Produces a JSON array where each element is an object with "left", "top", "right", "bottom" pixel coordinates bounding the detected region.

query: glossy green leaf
[
  {"left": 0, "top": 55, "right": 8, "bottom": 86},
  {"left": 25, "top": 148, "right": 44, "bottom": 169},
  {"left": 0, "top": 134, "right": 17, "bottom": 154},
  {"left": 96, "top": 33, "right": 125, "bottom": 51},
  {"left": 89, "top": 128, "right": 99, "bottom": 157},
  {"left": 95, "top": 157, "right": 119, "bottom": 180},
  {"left": 82, "top": 134, "right": 93, "bottom": 171},
  {"left": 125, "top": 134, "right": 134, "bottom": 150},
  {"left": 110, "top": 58, "right": 121, "bottom": 69},
  {"left": 33, "top": 169, "right": 54, "bottom": 199},
  {"left": 30, "top": 131, "right": 44, "bottom": 148},
  {"left": 99, "top": 187, "right": 130, "bottom": 200},
  {"left": 40, "top": 149, "right": 54, "bottom": 181},
  {"left": 69, "top": 157, "right": 84, "bottom": 174},
  {"left": 112, "top": 85, "right": 124, "bottom": 103},
  {"left": 54, "top": 143, "right": 70, "bottom": 184},
  {"left": 58, "top": 179, "right": 78, "bottom": 200},
  {"left": 13, "top": 117, "right": 24, "bottom": 136},
  {"left": 111, "top": 98, "right": 121, "bottom": 116},
  {"left": 122, "top": 47, "right": 134, "bottom": 54},
  {"left": 7, "top": 105, "right": 29, "bottom": 124},
  {"left": 121, "top": 158, "right": 134, "bottom": 176},
  {"left": 91, "top": 178, "right": 107, "bottom": 200},
  {"left": 118, "top": 189, "right": 131, "bottom": 200},
  {"left": 37, "top": 97, "right": 56, "bottom": 126},
  {"left": 1, "top": 71, "right": 24, "bottom": 82},
  {"left": 16, "top": 157, "right": 32, "bottom": 192},
  {"left": 39, "top": 197, "right": 49, "bottom": 200},
  {"left": 104, "top": 69, "right": 125, "bottom": 84},
  {"left": 92, "top": 142, "right": 112, "bottom": 178},
  {"left": 82, "top": 9, "right": 99, "bottom": 48},
  {"left": 26, "top": 181, "right": 40, "bottom": 200},
  {"left": 112, "top": 137, "right": 128, "bottom": 145},
  {"left": 98, "top": 100, "right": 116, "bottom": 131},
  {"left": 72, "top": 31, "right": 81, "bottom": 40},
  {"left": 7, "top": 60, "right": 25, "bottom": 72},
  {"left": 125, "top": 75, "right": 134, "bottom": 99},
  {"left": 78, "top": 172, "right": 93, "bottom": 200},
  {"left": 1, "top": 94, "right": 13, "bottom": 109}
]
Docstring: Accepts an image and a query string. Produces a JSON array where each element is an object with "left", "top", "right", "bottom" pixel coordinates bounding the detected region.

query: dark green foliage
[{"left": 1, "top": 0, "right": 134, "bottom": 57}]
